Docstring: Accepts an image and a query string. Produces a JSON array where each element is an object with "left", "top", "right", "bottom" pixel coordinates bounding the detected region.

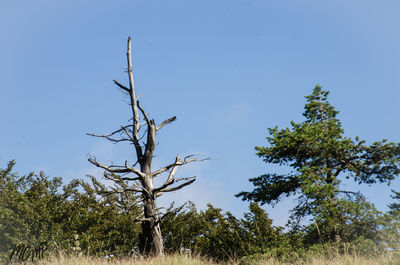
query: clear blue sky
[{"left": 1, "top": 0, "right": 400, "bottom": 226}]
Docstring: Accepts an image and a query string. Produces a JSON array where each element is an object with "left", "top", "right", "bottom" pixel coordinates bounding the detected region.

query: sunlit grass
[
  {"left": 12, "top": 253, "right": 216, "bottom": 265},
  {"left": 9, "top": 252, "right": 400, "bottom": 265}
]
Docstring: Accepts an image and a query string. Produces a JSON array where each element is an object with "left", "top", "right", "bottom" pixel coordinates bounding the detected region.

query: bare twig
[
  {"left": 113, "top": 79, "right": 130, "bottom": 93},
  {"left": 87, "top": 133, "right": 130, "bottom": 143},
  {"left": 87, "top": 125, "right": 133, "bottom": 140},
  {"left": 121, "top": 126, "right": 135, "bottom": 142}
]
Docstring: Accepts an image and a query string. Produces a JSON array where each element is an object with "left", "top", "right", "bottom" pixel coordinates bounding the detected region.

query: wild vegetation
[
  {"left": 2, "top": 39, "right": 400, "bottom": 264},
  {"left": 2, "top": 86, "right": 400, "bottom": 263}
]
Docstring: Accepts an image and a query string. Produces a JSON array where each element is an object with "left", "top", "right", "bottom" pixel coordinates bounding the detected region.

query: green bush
[{"left": 0, "top": 161, "right": 142, "bottom": 263}]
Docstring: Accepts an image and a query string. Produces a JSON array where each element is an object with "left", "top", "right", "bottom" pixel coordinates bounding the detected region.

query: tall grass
[
  {"left": 9, "top": 253, "right": 400, "bottom": 265},
  {"left": 11, "top": 254, "right": 214, "bottom": 265}
]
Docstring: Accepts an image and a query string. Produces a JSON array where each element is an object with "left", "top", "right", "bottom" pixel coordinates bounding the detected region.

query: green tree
[
  {"left": 237, "top": 85, "right": 400, "bottom": 243},
  {"left": 61, "top": 176, "right": 142, "bottom": 256},
  {"left": 161, "top": 203, "right": 246, "bottom": 260},
  {"left": 380, "top": 190, "right": 400, "bottom": 253},
  {"left": 0, "top": 160, "right": 65, "bottom": 261},
  {"left": 0, "top": 161, "right": 142, "bottom": 262},
  {"left": 161, "top": 202, "right": 283, "bottom": 261}
]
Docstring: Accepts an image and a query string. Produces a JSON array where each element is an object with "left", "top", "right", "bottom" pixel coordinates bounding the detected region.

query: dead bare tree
[{"left": 88, "top": 37, "right": 201, "bottom": 256}]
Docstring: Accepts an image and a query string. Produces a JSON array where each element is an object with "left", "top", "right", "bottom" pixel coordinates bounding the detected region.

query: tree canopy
[{"left": 237, "top": 85, "right": 400, "bottom": 242}]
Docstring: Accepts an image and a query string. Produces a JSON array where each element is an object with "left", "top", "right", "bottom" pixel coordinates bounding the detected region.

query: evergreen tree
[{"left": 237, "top": 85, "right": 400, "bottom": 242}]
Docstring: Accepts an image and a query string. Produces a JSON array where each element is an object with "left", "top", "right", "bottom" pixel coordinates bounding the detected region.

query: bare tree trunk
[
  {"left": 88, "top": 37, "right": 203, "bottom": 257},
  {"left": 140, "top": 197, "right": 164, "bottom": 255}
]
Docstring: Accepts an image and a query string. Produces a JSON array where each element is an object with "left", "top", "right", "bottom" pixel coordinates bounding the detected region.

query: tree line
[{"left": 1, "top": 159, "right": 400, "bottom": 262}]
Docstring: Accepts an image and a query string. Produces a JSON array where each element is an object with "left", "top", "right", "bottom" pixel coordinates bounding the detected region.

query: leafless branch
[
  {"left": 95, "top": 186, "right": 143, "bottom": 197},
  {"left": 157, "top": 116, "right": 176, "bottom": 131},
  {"left": 87, "top": 125, "right": 134, "bottom": 142},
  {"left": 104, "top": 171, "right": 141, "bottom": 182},
  {"left": 126, "top": 37, "right": 141, "bottom": 143},
  {"left": 158, "top": 177, "right": 196, "bottom": 193},
  {"left": 104, "top": 183, "right": 151, "bottom": 197},
  {"left": 155, "top": 202, "right": 187, "bottom": 224},
  {"left": 165, "top": 156, "right": 180, "bottom": 184},
  {"left": 113, "top": 79, "right": 130, "bottom": 93},
  {"left": 121, "top": 126, "right": 135, "bottom": 142},
  {"left": 88, "top": 157, "right": 145, "bottom": 178},
  {"left": 87, "top": 133, "right": 131, "bottom": 143},
  {"left": 137, "top": 100, "right": 151, "bottom": 126},
  {"left": 134, "top": 217, "right": 152, "bottom": 223},
  {"left": 154, "top": 176, "right": 196, "bottom": 194},
  {"left": 110, "top": 187, "right": 143, "bottom": 194},
  {"left": 152, "top": 155, "right": 198, "bottom": 177}
]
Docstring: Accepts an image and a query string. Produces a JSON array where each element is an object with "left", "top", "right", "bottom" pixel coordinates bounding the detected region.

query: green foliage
[
  {"left": 302, "top": 198, "right": 383, "bottom": 246},
  {"left": 379, "top": 190, "right": 400, "bottom": 254},
  {"left": 236, "top": 85, "right": 400, "bottom": 243},
  {"left": 239, "top": 238, "right": 385, "bottom": 265},
  {"left": 161, "top": 202, "right": 284, "bottom": 261},
  {"left": 0, "top": 161, "right": 142, "bottom": 262},
  {"left": 0, "top": 160, "right": 65, "bottom": 261},
  {"left": 59, "top": 176, "right": 142, "bottom": 256},
  {"left": 1, "top": 158, "right": 398, "bottom": 263},
  {"left": 388, "top": 190, "right": 400, "bottom": 215}
]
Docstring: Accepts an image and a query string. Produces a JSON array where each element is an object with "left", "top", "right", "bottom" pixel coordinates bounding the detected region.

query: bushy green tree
[
  {"left": 0, "top": 161, "right": 142, "bottom": 262},
  {"left": 380, "top": 190, "right": 400, "bottom": 253},
  {"left": 237, "top": 85, "right": 400, "bottom": 243},
  {"left": 242, "top": 203, "right": 284, "bottom": 254},
  {"left": 0, "top": 160, "right": 65, "bottom": 260},
  {"left": 60, "top": 176, "right": 142, "bottom": 256},
  {"left": 161, "top": 202, "right": 283, "bottom": 261}
]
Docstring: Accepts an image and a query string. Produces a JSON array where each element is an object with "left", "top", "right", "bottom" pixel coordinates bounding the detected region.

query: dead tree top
[{"left": 87, "top": 37, "right": 204, "bottom": 199}]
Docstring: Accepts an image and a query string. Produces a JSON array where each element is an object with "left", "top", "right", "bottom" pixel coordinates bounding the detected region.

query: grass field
[{"left": 10, "top": 253, "right": 400, "bottom": 265}]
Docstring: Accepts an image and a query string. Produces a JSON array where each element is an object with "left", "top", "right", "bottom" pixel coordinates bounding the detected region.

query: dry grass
[
  {"left": 252, "top": 255, "right": 400, "bottom": 265},
  {"left": 13, "top": 253, "right": 216, "bottom": 265},
  {"left": 9, "top": 253, "right": 400, "bottom": 265}
]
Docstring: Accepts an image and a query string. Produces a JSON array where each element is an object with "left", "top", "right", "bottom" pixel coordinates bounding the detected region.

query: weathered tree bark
[{"left": 88, "top": 37, "right": 201, "bottom": 256}]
